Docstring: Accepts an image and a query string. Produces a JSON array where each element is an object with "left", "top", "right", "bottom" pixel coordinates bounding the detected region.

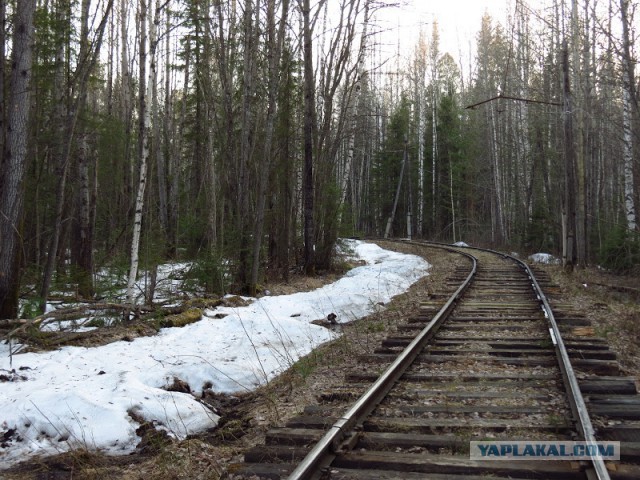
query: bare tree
[
  {"left": 562, "top": 43, "right": 577, "bottom": 271},
  {"left": 413, "top": 31, "right": 427, "bottom": 236},
  {"left": 39, "top": 0, "right": 113, "bottom": 311},
  {"left": 338, "top": 0, "right": 370, "bottom": 223},
  {"left": 250, "top": 0, "right": 290, "bottom": 294},
  {"left": 430, "top": 22, "right": 440, "bottom": 231},
  {"left": 302, "top": 0, "right": 315, "bottom": 274},
  {"left": 127, "top": 0, "right": 157, "bottom": 304},
  {"left": 312, "top": 0, "right": 364, "bottom": 269}
]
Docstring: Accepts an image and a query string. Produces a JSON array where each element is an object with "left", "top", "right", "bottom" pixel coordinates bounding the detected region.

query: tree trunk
[
  {"left": 169, "top": 35, "right": 191, "bottom": 259},
  {"left": 235, "top": 0, "right": 256, "bottom": 290},
  {"left": 582, "top": 0, "right": 595, "bottom": 262},
  {"left": 106, "top": 4, "right": 115, "bottom": 115},
  {"left": 620, "top": 0, "right": 637, "bottom": 231},
  {"left": 162, "top": 5, "right": 176, "bottom": 257},
  {"left": 249, "top": 0, "right": 289, "bottom": 295},
  {"left": 432, "top": 97, "right": 438, "bottom": 231},
  {"left": 489, "top": 104, "right": 506, "bottom": 244},
  {"left": 430, "top": 24, "right": 440, "bottom": 232},
  {"left": 120, "top": 0, "right": 134, "bottom": 203},
  {"left": 273, "top": 44, "right": 295, "bottom": 281},
  {"left": 74, "top": 133, "right": 95, "bottom": 298},
  {"left": 73, "top": 0, "right": 98, "bottom": 299},
  {"left": 571, "top": 0, "right": 587, "bottom": 266},
  {"left": 155, "top": 1, "right": 169, "bottom": 251},
  {"left": 338, "top": 0, "right": 369, "bottom": 225},
  {"left": 0, "top": 0, "right": 36, "bottom": 319},
  {"left": 417, "top": 62, "right": 425, "bottom": 236},
  {"left": 39, "top": 0, "right": 112, "bottom": 311},
  {"left": 39, "top": 0, "right": 72, "bottom": 312},
  {"left": 0, "top": 0, "right": 5, "bottom": 163},
  {"left": 385, "top": 138, "right": 408, "bottom": 239},
  {"left": 127, "top": 0, "right": 153, "bottom": 304},
  {"left": 302, "top": 0, "right": 315, "bottom": 275},
  {"left": 562, "top": 43, "right": 577, "bottom": 271}
]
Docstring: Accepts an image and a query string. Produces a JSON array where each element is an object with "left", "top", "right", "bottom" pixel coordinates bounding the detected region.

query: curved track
[{"left": 232, "top": 241, "right": 640, "bottom": 480}]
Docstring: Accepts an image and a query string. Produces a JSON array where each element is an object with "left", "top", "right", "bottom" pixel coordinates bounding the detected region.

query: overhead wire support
[{"left": 465, "top": 93, "right": 562, "bottom": 110}]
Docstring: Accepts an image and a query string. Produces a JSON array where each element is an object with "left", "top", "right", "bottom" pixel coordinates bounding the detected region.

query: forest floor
[{"left": 2, "top": 241, "right": 640, "bottom": 480}]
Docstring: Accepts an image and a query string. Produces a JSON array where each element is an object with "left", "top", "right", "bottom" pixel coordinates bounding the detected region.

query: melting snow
[
  {"left": 528, "top": 253, "right": 560, "bottom": 265},
  {"left": 0, "top": 240, "right": 429, "bottom": 467},
  {"left": 453, "top": 241, "right": 469, "bottom": 247}
]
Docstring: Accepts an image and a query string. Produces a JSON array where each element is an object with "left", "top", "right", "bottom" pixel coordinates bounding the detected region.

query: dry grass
[{"left": 537, "top": 263, "right": 640, "bottom": 376}]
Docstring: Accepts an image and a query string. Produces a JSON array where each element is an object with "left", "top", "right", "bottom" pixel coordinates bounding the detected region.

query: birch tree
[
  {"left": 413, "top": 31, "right": 427, "bottom": 236},
  {"left": 338, "top": 0, "right": 369, "bottom": 222},
  {"left": 619, "top": 0, "right": 637, "bottom": 231},
  {"left": 127, "top": 0, "right": 156, "bottom": 304},
  {"left": 429, "top": 22, "right": 440, "bottom": 231}
]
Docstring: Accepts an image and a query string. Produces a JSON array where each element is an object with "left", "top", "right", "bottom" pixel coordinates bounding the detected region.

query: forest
[{"left": 0, "top": 0, "right": 638, "bottom": 320}]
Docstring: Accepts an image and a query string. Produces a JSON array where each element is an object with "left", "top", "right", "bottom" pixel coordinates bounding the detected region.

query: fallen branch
[
  {"left": 2, "top": 297, "right": 224, "bottom": 347},
  {"left": 3, "top": 303, "right": 153, "bottom": 342}
]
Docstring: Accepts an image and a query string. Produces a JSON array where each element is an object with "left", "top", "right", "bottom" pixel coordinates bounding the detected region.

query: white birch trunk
[
  {"left": 127, "top": 0, "right": 155, "bottom": 305},
  {"left": 620, "top": 0, "right": 637, "bottom": 230},
  {"left": 430, "top": 24, "right": 440, "bottom": 228},
  {"left": 622, "top": 80, "right": 636, "bottom": 230}
]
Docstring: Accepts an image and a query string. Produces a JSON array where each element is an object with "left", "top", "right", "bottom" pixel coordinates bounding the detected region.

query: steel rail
[
  {"left": 289, "top": 240, "right": 610, "bottom": 479},
  {"left": 517, "top": 258, "right": 611, "bottom": 480},
  {"left": 286, "top": 245, "right": 477, "bottom": 480},
  {"left": 445, "top": 241, "right": 611, "bottom": 480}
]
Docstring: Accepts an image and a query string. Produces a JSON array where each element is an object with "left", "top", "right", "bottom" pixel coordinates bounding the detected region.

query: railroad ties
[{"left": 230, "top": 245, "right": 640, "bottom": 480}]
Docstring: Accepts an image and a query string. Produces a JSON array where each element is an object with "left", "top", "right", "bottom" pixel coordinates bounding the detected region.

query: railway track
[{"left": 230, "top": 242, "right": 640, "bottom": 480}]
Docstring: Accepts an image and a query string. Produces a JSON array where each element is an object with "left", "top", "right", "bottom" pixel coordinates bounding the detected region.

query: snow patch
[
  {"left": 453, "top": 241, "right": 469, "bottom": 247},
  {"left": 528, "top": 253, "right": 560, "bottom": 265},
  {"left": 0, "top": 240, "right": 429, "bottom": 467}
]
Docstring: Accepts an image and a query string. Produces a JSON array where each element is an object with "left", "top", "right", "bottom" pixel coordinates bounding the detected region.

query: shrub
[
  {"left": 183, "top": 252, "right": 228, "bottom": 295},
  {"left": 598, "top": 225, "right": 640, "bottom": 274}
]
